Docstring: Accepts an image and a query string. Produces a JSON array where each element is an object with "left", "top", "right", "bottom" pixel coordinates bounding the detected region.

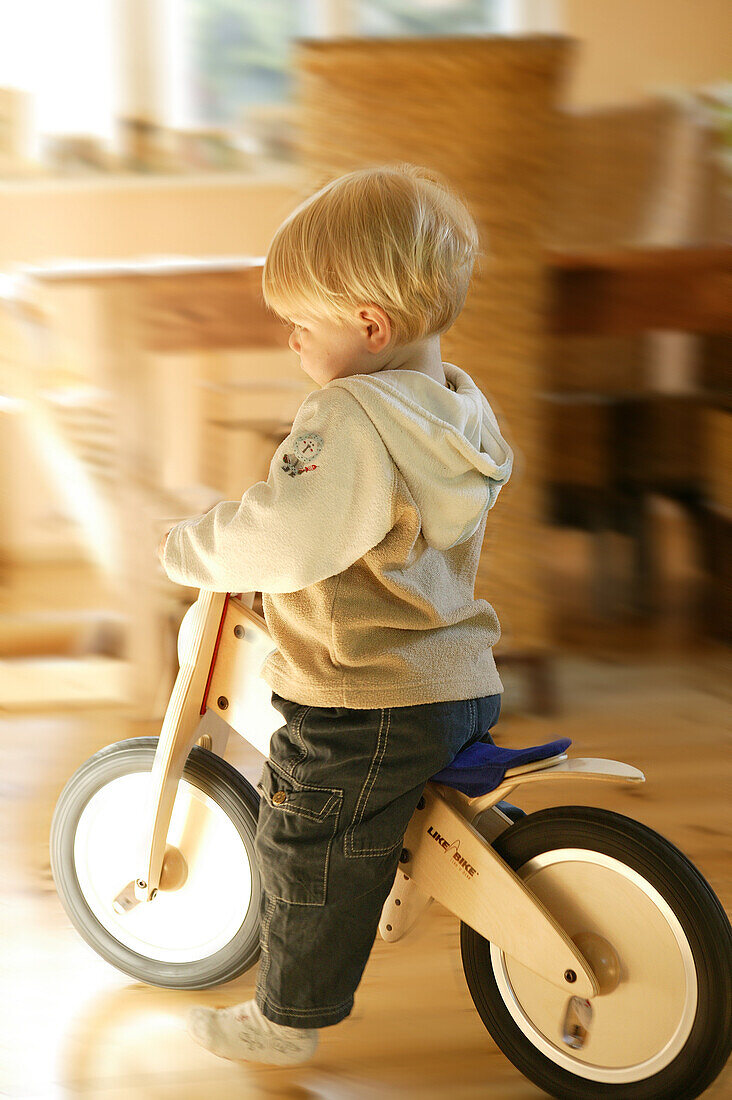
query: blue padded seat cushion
[{"left": 430, "top": 737, "right": 572, "bottom": 796}]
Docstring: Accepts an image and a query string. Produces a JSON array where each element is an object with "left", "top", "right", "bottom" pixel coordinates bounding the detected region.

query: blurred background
[{"left": 1, "top": 3, "right": 730, "bottom": 1098}]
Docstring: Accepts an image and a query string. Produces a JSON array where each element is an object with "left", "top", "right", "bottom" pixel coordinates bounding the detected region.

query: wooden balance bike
[{"left": 51, "top": 589, "right": 732, "bottom": 1099}]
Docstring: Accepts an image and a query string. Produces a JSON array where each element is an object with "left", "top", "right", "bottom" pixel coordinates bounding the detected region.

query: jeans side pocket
[
  {"left": 269, "top": 697, "right": 311, "bottom": 771},
  {"left": 256, "top": 759, "right": 342, "bottom": 907}
]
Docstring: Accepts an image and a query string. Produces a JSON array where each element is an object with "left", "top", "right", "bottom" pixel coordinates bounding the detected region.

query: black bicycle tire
[
  {"left": 460, "top": 805, "right": 732, "bottom": 1100},
  {"left": 50, "top": 737, "right": 263, "bottom": 990}
]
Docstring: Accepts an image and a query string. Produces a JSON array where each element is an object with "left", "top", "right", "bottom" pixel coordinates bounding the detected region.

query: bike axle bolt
[
  {"left": 564, "top": 969, "right": 577, "bottom": 983},
  {"left": 217, "top": 696, "right": 229, "bottom": 710},
  {"left": 399, "top": 849, "right": 410, "bottom": 864},
  {"left": 234, "top": 625, "right": 245, "bottom": 639}
]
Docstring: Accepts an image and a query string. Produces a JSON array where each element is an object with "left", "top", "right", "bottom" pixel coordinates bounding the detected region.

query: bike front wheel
[
  {"left": 460, "top": 806, "right": 731, "bottom": 1099},
  {"left": 51, "top": 737, "right": 262, "bottom": 989}
]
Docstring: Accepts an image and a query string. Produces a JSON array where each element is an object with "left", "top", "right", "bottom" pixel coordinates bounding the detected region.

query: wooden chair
[{"left": 541, "top": 96, "right": 711, "bottom": 619}]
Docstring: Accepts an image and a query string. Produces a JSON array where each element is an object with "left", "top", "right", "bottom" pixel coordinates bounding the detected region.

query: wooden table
[{"left": 545, "top": 243, "right": 732, "bottom": 336}]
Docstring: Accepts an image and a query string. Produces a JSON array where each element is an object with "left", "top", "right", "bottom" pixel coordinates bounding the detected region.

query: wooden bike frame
[{"left": 136, "top": 592, "right": 645, "bottom": 1000}]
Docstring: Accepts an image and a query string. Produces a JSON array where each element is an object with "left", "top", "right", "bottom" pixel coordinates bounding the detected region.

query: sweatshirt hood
[{"left": 325, "top": 362, "right": 513, "bottom": 550}]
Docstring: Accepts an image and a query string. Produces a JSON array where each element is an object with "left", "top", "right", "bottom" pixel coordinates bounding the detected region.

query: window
[
  {"left": 355, "top": 0, "right": 502, "bottom": 38},
  {"left": 180, "top": 0, "right": 512, "bottom": 128},
  {"left": 0, "top": 0, "right": 529, "bottom": 172},
  {"left": 182, "top": 0, "right": 307, "bottom": 127},
  {"left": 0, "top": 0, "right": 116, "bottom": 159}
]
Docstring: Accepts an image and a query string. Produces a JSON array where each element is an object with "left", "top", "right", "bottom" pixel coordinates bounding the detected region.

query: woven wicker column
[{"left": 293, "top": 36, "right": 574, "bottom": 687}]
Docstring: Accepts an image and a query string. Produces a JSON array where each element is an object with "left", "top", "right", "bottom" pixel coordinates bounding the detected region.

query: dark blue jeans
[{"left": 254, "top": 691, "right": 502, "bottom": 1028}]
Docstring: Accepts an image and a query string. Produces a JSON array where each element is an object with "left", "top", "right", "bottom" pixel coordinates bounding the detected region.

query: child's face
[{"left": 287, "top": 307, "right": 391, "bottom": 386}]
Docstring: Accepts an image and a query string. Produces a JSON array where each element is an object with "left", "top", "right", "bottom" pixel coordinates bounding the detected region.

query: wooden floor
[{"left": 2, "top": 506, "right": 730, "bottom": 1098}]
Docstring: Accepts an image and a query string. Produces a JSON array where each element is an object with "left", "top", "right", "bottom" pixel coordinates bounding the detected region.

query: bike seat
[{"left": 430, "top": 737, "right": 572, "bottom": 796}]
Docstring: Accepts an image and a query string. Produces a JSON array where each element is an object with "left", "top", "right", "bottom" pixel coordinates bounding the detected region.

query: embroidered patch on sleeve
[
  {"left": 294, "top": 433, "right": 323, "bottom": 459},
  {"left": 281, "top": 433, "right": 323, "bottom": 478}
]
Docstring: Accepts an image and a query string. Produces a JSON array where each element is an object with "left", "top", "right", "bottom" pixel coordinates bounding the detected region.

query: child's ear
[{"left": 360, "top": 305, "right": 391, "bottom": 351}]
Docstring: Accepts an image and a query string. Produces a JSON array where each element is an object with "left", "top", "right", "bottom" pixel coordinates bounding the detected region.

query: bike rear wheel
[
  {"left": 51, "top": 737, "right": 262, "bottom": 989},
  {"left": 460, "top": 806, "right": 731, "bottom": 1099}
]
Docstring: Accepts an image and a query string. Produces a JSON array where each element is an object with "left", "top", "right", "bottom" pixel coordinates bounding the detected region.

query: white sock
[{"left": 187, "top": 997, "right": 318, "bottom": 1065}]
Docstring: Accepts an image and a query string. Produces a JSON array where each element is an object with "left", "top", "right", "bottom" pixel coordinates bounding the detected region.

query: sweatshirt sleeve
[{"left": 161, "top": 386, "right": 396, "bottom": 593}]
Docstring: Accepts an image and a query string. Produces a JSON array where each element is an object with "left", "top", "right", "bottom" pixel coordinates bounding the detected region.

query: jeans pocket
[
  {"left": 256, "top": 759, "right": 343, "bottom": 906},
  {"left": 269, "top": 695, "right": 311, "bottom": 769}
]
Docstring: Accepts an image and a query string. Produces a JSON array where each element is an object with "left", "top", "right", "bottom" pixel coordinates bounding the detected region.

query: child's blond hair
[{"left": 262, "top": 163, "right": 481, "bottom": 345}]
